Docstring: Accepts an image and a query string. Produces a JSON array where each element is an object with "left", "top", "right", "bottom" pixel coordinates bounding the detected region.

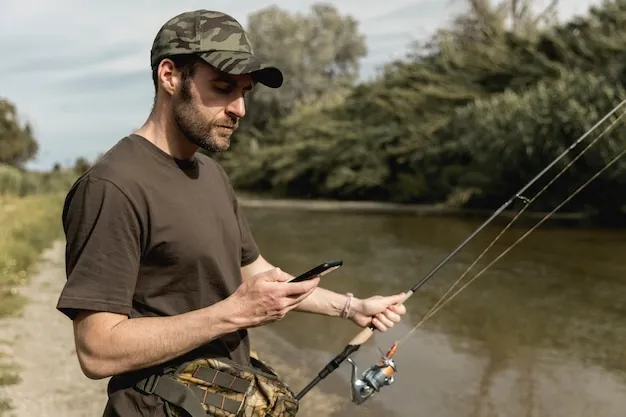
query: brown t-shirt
[{"left": 57, "top": 134, "right": 259, "bottom": 416}]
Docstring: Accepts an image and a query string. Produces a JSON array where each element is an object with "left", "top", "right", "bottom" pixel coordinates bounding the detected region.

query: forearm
[
  {"left": 75, "top": 301, "right": 240, "bottom": 379},
  {"left": 241, "top": 255, "right": 354, "bottom": 317},
  {"left": 294, "top": 287, "right": 354, "bottom": 317}
]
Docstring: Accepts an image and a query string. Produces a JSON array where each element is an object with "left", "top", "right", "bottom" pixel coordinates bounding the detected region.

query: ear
[{"left": 157, "top": 58, "right": 181, "bottom": 96}]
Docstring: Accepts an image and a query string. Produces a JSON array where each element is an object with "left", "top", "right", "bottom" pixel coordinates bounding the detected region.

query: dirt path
[
  {"left": 0, "top": 241, "right": 390, "bottom": 417},
  {"left": 0, "top": 241, "right": 109, "bottom": 417}
]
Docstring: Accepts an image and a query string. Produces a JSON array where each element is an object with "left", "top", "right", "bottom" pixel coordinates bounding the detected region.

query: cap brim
[{"left": 198, "top": 50, "right": 283, "bottom": 88}]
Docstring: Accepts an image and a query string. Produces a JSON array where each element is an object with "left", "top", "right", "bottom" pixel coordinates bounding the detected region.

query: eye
[{"left": 213, "top": 82, "right": 235, "bottom": 94}]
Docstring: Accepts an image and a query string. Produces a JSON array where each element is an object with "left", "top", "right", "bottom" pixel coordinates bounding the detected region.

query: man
[{"left": 57, "top": 9, "right": 407, "bottom": 417}]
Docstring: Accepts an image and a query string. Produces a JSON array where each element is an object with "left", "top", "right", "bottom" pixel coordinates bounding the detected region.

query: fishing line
[
  {"left": 399, "top": 146, "right": 626, "bottom": 340},
  {"left": 295, "top": 98, "right": 626, "bottom": 403},
  {"left": 396, "top": 104, "right": 626, "bottom": 347}
]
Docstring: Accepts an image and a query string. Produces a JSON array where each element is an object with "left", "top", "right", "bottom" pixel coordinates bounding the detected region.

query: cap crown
[{"left": 151, "top": 10, "right": 254, "bottom": 68}]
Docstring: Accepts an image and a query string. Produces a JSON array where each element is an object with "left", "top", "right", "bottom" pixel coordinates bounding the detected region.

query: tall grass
[
  {"left": 0, "top": 192, "right": 68, "bottom": 414},
  {"left": 0, "top": 163, "right": 75, "bottom": 317},
  {"left": 0, "top": 163, "right": 76, "bottom": 318},
  {"left": 0, "top": 193, "right": 67, "bottom": 317}
]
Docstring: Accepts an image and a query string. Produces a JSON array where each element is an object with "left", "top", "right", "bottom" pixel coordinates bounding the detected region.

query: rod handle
[{"left": 348, "top": 326, "right": 374, "bottom": 346}]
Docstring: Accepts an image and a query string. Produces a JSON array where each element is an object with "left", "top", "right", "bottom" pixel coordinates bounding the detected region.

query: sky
[{"left": 0, "top": 0, "right": 603, "bottom": 171}]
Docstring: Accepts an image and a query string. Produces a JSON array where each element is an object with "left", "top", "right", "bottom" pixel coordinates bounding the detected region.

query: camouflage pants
[{"left": 148, "top": 356, "right": 299, "bottom": 417}]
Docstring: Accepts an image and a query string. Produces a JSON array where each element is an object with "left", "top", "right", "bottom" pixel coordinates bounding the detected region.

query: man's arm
[
  {"left": 240, "top": 255, "right": 407, "bottom": 330},
  {"left": 72, "top": 301, "right": 241, "bottom": 379},
  {"left": 241, "top": 255, "right": 361, "bottom": 317},
  {"left": 73, "top": 266, "right": 318, "bottom": 380}
]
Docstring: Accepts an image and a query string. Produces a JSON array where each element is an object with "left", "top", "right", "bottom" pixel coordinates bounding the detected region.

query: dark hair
[{"left": 151, "top": 54, "right": 204, "bottom": 92}]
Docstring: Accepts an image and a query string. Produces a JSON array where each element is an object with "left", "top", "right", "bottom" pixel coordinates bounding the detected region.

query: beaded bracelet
[{"left": 341, "top": 292, "right": 354, "bottom": 319}]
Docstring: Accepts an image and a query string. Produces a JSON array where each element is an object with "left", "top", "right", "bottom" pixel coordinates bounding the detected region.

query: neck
[{"left": 135, "top": 104, "right": 198, "bottom": 161}]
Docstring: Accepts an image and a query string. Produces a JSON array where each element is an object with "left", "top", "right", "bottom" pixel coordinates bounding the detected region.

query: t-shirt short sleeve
[
  {"left": 57, "top": 176, "right": 143, "bottom": 320},
  {"left": 234, "top": 197, "right": 259, "bottom": 267},
  {"left": 213, "top": 161, "right": 259, "bottom": 267}
]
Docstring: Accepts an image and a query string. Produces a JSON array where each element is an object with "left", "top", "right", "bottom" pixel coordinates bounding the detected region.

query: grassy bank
[{"left": 0, "top": 193, "right": 67, "bottom": 414}]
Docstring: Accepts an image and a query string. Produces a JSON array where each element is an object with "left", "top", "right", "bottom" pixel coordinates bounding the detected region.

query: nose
[{"left": 226, "top": 96, "right": 246, "bottom": 119}]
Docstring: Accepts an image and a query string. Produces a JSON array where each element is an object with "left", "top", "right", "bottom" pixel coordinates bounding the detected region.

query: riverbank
[{"left": 236, "top": 194, "right": 588, "bottom": 223}]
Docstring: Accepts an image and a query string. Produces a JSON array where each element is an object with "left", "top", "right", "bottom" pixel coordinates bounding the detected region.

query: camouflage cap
[{"left": 150, "top": 10, "right": 283, "bottom": 88}]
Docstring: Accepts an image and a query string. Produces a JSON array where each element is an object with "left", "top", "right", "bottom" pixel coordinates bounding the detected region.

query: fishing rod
[{"left": 294, "top": 98, "right": 626, "bottom": 404}]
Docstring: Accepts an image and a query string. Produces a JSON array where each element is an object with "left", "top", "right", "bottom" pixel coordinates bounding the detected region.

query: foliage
[
  {"left": 216, "top": 0, "right": 626, "bottom": 225},
  {"left": 448, "top": 0, "right": 559, "bottom": 41},
  {"left": 73, "top": 157, "right": 91, "bottom": 175},
  {"left": 0, "top": 164, "right": 78, "bottom": 197},
  {"left": 0, "top": 98, "right": 38, "bottom": 167},
  {"left": 214, "top": 2, "right": 367, "bottom": 162},
  {"left": 245, "top": 2, "right": 366, "bottom": 110},
  {"left": 0, "top": 193, "right": 66, "bottom": 319},
  {"left": 224, "top": 90, "right": 399, "bottom": 200},
  {"left": 1, "top": 0, "right": 625, "bottom": 225},
  {"left": 438, "top": 69, "right": 626, "bottom": 217}
]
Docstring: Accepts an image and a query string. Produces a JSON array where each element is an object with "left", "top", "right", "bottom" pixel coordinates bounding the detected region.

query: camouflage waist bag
[{"left": 134, "top": 356, "right": 299, "bottom": 417}]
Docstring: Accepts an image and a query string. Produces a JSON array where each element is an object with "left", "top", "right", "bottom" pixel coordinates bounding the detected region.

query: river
[{"left": 243, "top": 207, "right": 626, "bottom": 417}]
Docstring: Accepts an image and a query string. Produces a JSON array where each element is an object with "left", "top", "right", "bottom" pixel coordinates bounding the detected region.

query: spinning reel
[{"left": 346, "top": 343, "right": 398, "bottom": 405}]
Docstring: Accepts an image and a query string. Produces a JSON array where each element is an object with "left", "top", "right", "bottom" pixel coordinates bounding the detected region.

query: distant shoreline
[{"left": 236, "top": 195, "right": 587, "bottom": 222}]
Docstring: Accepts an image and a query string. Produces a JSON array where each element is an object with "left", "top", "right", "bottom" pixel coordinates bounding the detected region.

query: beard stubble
[{"left": 172, "top": 78, "right": 238, "bottom": 153}]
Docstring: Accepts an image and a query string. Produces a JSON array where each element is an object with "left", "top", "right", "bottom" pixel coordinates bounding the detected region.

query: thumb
[
  {"left": 383, "top": 292, "right": 407, "bottom": 306},
  {"left": 267, "top": 267, "right": 291, "bottom": 282}
]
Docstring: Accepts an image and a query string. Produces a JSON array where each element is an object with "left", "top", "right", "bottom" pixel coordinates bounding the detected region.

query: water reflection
[{"left": 244, "top": 208, "right": 626, "bottom": 416}]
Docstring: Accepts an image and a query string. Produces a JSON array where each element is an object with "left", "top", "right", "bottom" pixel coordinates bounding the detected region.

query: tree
[
  {"left": 236, "top": 2, "right": 367, "bottom": 135},
  {"left": 73, "top": 157, "right": 91, "bottom": 175},
  {"left": 438, "top": 69, "right": 626, "bottom": 215},
  {"left": 0, "top": 98, "right": 38, "bottom": 167},
  {"left": 218, "top": 0, "right": 626, "bottom": 225},
  {"left": 446, "top": 0, "right": 559, "bottom": 41}
]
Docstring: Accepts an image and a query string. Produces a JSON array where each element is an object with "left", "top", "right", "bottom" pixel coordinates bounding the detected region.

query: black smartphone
[{"left": 288, "top": 260, "right": 343, "bottom": 283}]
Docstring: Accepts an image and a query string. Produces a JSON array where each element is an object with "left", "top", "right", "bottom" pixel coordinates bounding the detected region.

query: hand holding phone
[{"left": 288, "top": 260, "right": 343, "bottom": 283}]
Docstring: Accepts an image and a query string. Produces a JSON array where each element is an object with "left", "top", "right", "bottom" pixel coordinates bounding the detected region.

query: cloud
[{"left": 0, "top": 0, "right": 602, "bottom": 170}]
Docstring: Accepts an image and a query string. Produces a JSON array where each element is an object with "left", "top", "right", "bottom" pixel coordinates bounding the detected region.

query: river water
[{"left": 244, "top": 207, "right": 626, "bottom": 417}]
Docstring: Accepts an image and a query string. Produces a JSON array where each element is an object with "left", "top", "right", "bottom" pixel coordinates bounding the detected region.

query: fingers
[
  {"left": 370, "top": 295, "right": 407, "bottom": 332},
  {"left": 281, "top": 277, "right": 320, "bottom": 296},
  {"left": 286, "top": 284, "right": 317, "bottom": 306},
  {"left": 274, "top": 277, "right": 320, "bottom": 315},
  {"left": 372, "top": 315, "right": 392, "bottom": 332},
  {"left": 277, "top": 285, "right": 318, "bottom": 318},
  {"left": 262, "top": 268, "right": 320, "bottom": 295},
  {"left": 388, "top": 303, "right": 407, "bottom": 316},
  {"left": 376, "top": 293, "right": 407, "bottom": 318},
  {"left": 373, "top": 305, "right": 402, "bottom": 330},
  {"left": 380, "top": 307, "right": 402, "bottom": 323}
]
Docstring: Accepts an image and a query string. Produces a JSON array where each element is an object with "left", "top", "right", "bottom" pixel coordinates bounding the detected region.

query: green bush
[
  {"left": 440, "top": 70, "right": 626, "bottom": 216},
  {"left": 0, "top": 164, "right": 77, "bottom": 197},
  {"left": 0, "top": 165, "right": 23, "bottom": 196}
]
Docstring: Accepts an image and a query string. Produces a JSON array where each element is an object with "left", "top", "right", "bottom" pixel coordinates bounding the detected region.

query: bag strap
[{"left": 135, "top": 373, "right": 243, "bottom": 417}]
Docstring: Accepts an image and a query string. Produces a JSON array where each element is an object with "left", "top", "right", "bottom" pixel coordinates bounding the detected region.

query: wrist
[
  {"left": 208, "top": 296, "right": 248, "bottom": 332},
  {"left": 341, "top": 293, "right": 362, "bottom": 319},
  {"left": 350, "top": 297, "right": 363, "bottom": 319}
]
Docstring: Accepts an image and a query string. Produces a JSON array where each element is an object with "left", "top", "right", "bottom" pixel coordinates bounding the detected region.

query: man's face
[{"left": 171, "top": 61, "right": 254, "bottom": 153}]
